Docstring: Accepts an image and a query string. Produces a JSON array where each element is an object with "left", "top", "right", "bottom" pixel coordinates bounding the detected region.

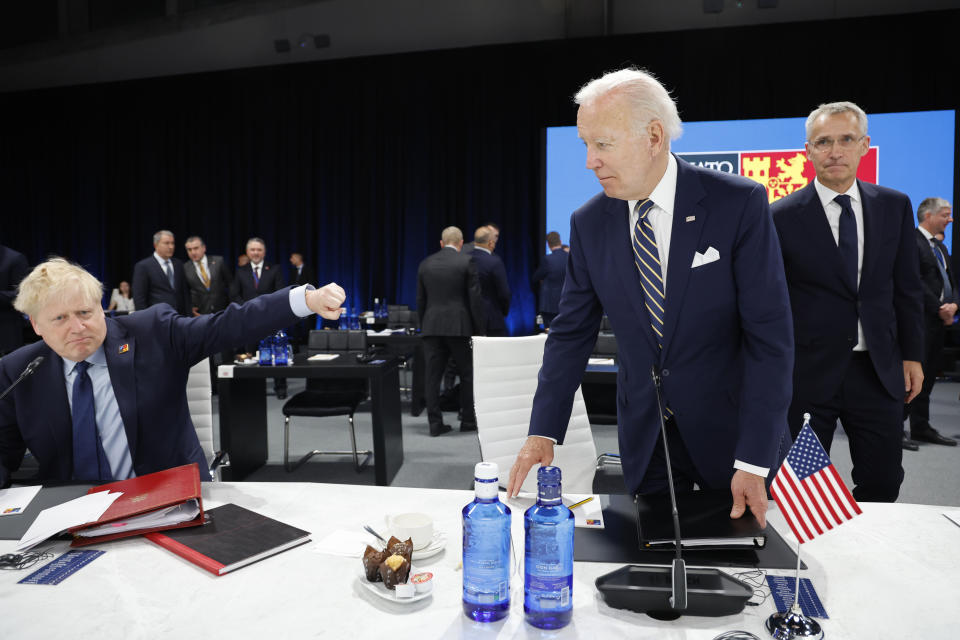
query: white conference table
[{"left": 1, "top": 482, "right": 957, "bottom": 640}]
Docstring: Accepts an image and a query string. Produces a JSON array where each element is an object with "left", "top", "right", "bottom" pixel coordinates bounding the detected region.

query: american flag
[{"left": 770, "top": 420, "right": 862, "bottom": 543}]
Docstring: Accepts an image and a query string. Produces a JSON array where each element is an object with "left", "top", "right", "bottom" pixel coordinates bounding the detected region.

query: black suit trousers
[
  {"left": 905, "top": 318, "right": 947, "bottom": 433},
  {"left": 788, "top": 352, "right": 903, "bottom": 503},
  {"left": 423, "top": 336, "right": 475, "bottom": 427}
]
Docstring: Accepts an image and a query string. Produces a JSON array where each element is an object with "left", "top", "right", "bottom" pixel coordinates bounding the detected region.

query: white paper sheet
[
  {"left": 0, "top": 485, "right": 42, "bottom": 517},
  {"left": 74, "top": 499, "right": 200, "bottom": 537},
  {"left": 16, "top": 491, "right": 122, "bottom": 551}
]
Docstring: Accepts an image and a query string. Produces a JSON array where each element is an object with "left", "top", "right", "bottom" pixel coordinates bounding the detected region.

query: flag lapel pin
[{"left": 119, "top": 343, "right": 129, "bottom": 354}]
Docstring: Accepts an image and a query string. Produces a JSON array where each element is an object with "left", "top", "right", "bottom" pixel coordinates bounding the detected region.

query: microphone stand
[
  {"left": 0, "top": 356, "right": 45, "bottom": 403},
  {"left": 592, "top": 364, "right": 754, "bottom": 619},
  {"left": 650, "top": 365, "right": 687, "bottom": 612}
]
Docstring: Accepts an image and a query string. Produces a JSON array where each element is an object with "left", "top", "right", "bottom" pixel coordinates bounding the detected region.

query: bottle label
[{"left": 527, "top": 576, "right": 572, "bottom": 609}]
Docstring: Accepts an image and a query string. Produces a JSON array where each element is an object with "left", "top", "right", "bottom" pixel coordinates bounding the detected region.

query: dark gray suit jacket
[
  {"left": 416, "top": 247, "right": 485, "bottom": 337},
  {"left": 183, "top": 255, "right": 232, "bottom": 315},
  {"left": 132, "top": 255, "right": 191, "bottom": 315}
]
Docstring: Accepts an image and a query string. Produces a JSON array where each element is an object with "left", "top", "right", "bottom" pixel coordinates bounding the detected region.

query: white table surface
[{"left": 1, "top": 482, "right": 957, "bottom": 639}]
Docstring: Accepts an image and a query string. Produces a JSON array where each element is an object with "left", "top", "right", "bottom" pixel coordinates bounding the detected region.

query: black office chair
[
  {"left": 387, "top": 308, "right": 419, "bottom": 330},
  {"left": 281, "top": 330, "right": 372, "bottom": 472},
  {"left": 592, "top": 333, "right": 618, "bottom": 359}
]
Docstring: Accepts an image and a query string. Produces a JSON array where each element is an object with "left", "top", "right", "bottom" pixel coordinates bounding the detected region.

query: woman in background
[{"left": 108, "top": 280, "right": 135, "bottom": 312}]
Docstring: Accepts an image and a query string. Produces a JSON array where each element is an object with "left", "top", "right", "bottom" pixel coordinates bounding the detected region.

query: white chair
[
  {"left": 187, "top": 358, "right": 218, "bottom": 480},
  {"left": 472, "top": 334, "right": 599, "bottom": 494}
]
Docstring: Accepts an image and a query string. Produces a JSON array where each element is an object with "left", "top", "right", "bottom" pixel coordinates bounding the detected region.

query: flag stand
[{"left": 765, "top": 540, "right": 823, "bottom": 639}]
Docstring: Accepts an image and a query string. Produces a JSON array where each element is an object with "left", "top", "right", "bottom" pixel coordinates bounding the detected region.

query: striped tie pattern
[
  {"left": 633, "top": 199, "right": 665, "bottom": 349},
  {"left": 633, "top": 199, "right": 673, "bottom": 419}
]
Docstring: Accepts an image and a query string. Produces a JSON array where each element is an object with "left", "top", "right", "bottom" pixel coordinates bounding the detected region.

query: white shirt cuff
[
  {"left": 734, "top": 459, "right": 769, "bottom": 478},
  {"left": 531, "top": 434, "right": 558, "bottom": 444},
  {"left": 288, "top": 284, "right": 315, "bottom": 318}
]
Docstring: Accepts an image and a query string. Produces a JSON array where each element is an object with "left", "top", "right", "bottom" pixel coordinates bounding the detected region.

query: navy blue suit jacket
[
  {"left": 531, "top": 249, "right": 568, "bottom": 314},
  {"left": 529, "top": 157, "right": 794, "bottom": 493},
  {"left": 0, "top": 288, "right": 299, "bottom": 486},
  {"left": 132, "top": 255, "right": 190, "bottom": 315},
  {"left": 772, "top": 181, "right": 923, "bottom": 402},
  {"left": 471, "top": 249, "right": 511, "bottom": 335}
]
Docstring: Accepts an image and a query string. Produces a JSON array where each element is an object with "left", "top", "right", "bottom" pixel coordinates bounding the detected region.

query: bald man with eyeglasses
[{"left": 771, "top": 101, "right": 924, "bottom": 503}]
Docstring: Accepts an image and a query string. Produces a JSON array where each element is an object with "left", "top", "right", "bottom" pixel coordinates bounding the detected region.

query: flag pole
[{"left": 765, "top": 413, "right": 824, "bottom": 639}]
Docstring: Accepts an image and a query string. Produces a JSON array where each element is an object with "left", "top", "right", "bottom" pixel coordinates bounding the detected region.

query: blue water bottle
[
  {"left": 273, "top": 330, "right": 289, "bottom": 366},
  {"left": 462, "top": 461, "right": 511, "bottom": 622},
  {"left": 524, "top": 466, "right": 574, "bottom": 629},
  {"left": 258, "top": 335, "right": 274, "bottom": 366}
]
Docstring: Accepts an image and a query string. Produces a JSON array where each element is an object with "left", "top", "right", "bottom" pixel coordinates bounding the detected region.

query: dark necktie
[
  {"left": 834, "top": 194, "right": 858, "bottom": 291},
  {"left": 71, "top": 361, "right": 113, "bottom": 483},
  {"left": 633, "top": 199, "right": 665, "bottom": 349},
  {"left": 253, "top": 265, "right": 260, "bottom": 289},
  {"left": 632, "top": 199, "right": 673, "bottom": 419},
  {"left": 932, "top": 239, "right": 954, "bottom": 303},
  {"left": 164, "top": 260, "right": 175, "bottom": 288}
]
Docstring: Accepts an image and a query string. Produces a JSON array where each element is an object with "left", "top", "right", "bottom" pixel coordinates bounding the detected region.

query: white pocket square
[{"left": 691, "top": 246, "right": 720, "bottom": 268}]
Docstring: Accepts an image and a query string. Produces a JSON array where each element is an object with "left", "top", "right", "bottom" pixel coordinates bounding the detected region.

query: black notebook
[
  {"left": 637, "top": 490, "right": 766, "bottom": 550},
  {"left": 145, "top": 503, "right": 311, "bottom": 575}
]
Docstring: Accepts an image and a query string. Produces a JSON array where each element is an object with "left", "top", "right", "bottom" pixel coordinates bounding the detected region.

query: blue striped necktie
[
  {"left": 633, "top": 199, "right": 673, "bottom": 419},
  {"left": 633, "top": 199, "right": 666, "bottom": 349}
]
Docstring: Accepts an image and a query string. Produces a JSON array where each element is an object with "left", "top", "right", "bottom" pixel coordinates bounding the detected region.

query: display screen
[{"left": 546, "top": 110, "right": 956, "bottom": 250}]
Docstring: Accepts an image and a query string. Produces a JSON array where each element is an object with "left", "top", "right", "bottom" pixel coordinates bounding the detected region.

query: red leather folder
[{"left": 68, "top": 463, "right": 204, "bottom": 547}]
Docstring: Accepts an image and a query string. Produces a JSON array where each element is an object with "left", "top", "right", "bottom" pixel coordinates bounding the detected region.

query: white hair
[
  {"left": 574, "top": 67, "right": 683, "bottom": 141},
  {"left": 917, "top": 197, "right": 952, "bottom": 224},
  {"left": 805, "top": 101, "right": 868, "bottom": 141}
]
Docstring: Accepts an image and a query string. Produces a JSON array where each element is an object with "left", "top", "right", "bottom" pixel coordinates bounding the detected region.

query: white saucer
[
  {"left": 411, "top": 531, "right": 447, "bottom": 560},
  {"left": 357, "top": 565, "right": 432, "bottom": 604}
]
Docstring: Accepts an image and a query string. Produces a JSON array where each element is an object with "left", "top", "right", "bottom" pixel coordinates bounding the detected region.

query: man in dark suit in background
[
  {"left": 132, "top": 230, "right": 190, "bottom": 315},
  {"left": 530, "top": 231, "right": 568, "bottom": 329},
  {"left": 772, "top": 101, "right": 924, "bottom": 502},
  {"left": 470, "top": 226, "right": 511, "bottom": 336},
  {"left": 417, "top": 226, "right": 485, "bottom": 436},
  {"left": 289, "top": 252, "right": 317, "bottom": 345},
  {"left": 905, "top": 197, "right": 957, "bottom": 447},
  {"left": 183, "top": 236, "right": 231, "bottom": 316},
  {"left": 230, "top": 237, "right": 287, "bottom": 397},
  {"left": 0, "top": 257, "right": 345, "bottom": 487},
  {"left": 0, "top": 245, "right": 29, "bottom": 356},
  {"left": 507, "top": 69, "right": 794, "bottom": 529},
  {"left": 184, "top": 235, "right": 233, "bottom": 389},
  {"left": 230, "top": 237, "right": 284, "bottom": 303}
]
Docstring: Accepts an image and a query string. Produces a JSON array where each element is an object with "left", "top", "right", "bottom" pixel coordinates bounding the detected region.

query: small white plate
[
  {"left": 358, "top": 565, "right": 432, "bottom": 604},
  {"left": 411, "top": 531, "right": 447, "bottom": 560}
]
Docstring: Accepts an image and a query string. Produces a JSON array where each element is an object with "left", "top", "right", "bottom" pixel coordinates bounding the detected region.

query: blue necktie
[
  {"left": 71, "top": 361, "right": 113, "bottom": 483},
  {"left": 164, "top": 260, "right": 175, "bottom": 288},
  {"left": 834, "top": 194, "right": 858, "bottom": 291},
  {"left": 633, "top": 199, "right": 666, "bottom": 349},
  {"left": 932, "top": 239, "right": 954, "bottom": 303},
  {"left": 633, "top": 199, "right": 673, "bottom": 419}
]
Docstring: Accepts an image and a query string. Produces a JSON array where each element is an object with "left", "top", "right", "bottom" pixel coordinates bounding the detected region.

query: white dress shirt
[
  {"left": 627, "top": 154, "right": 678, "bottom": 290},
  {"left": 813, "top": 178, "right": 867, "bottom": 351}
]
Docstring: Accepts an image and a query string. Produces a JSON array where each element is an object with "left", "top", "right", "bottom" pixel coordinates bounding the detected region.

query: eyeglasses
[{"left": 809, "top": 135, "right": 865, "bottom": 153}]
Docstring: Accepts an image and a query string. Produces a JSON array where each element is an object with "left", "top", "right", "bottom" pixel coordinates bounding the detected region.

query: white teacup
[{"left": 388, "top": 512, "right": 434, "bottom": 550}]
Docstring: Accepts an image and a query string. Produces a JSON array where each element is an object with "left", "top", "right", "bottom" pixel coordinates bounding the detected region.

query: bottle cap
[
  {"left": 537, "top": 465, "right": 561, "bottom": 484},
  {"left": 474, "top": 461, "right": 499, "bottom": 481}
]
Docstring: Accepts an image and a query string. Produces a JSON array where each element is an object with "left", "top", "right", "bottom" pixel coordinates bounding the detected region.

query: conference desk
[
  {"left": 217, "top": 355, "right": 404, "bottom": 485},
  {"left": 367, "top": 332, "right": 426, "bottom": 417},
  {"left": 1, "top": 483, "right": 955, "bottom": 639}
]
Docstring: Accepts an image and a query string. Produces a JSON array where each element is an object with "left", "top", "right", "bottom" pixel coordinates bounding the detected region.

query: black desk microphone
[
  {"left": 0, "top": 356, "right": 44, "bottom": 403},
  {"left": 593, "top": 364, "right": 753, "bottom": 619}
]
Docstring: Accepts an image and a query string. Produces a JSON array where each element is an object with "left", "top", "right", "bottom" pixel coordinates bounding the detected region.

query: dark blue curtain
[{"left": 0, "top": 9, "right": 956, "bottom": 336}]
